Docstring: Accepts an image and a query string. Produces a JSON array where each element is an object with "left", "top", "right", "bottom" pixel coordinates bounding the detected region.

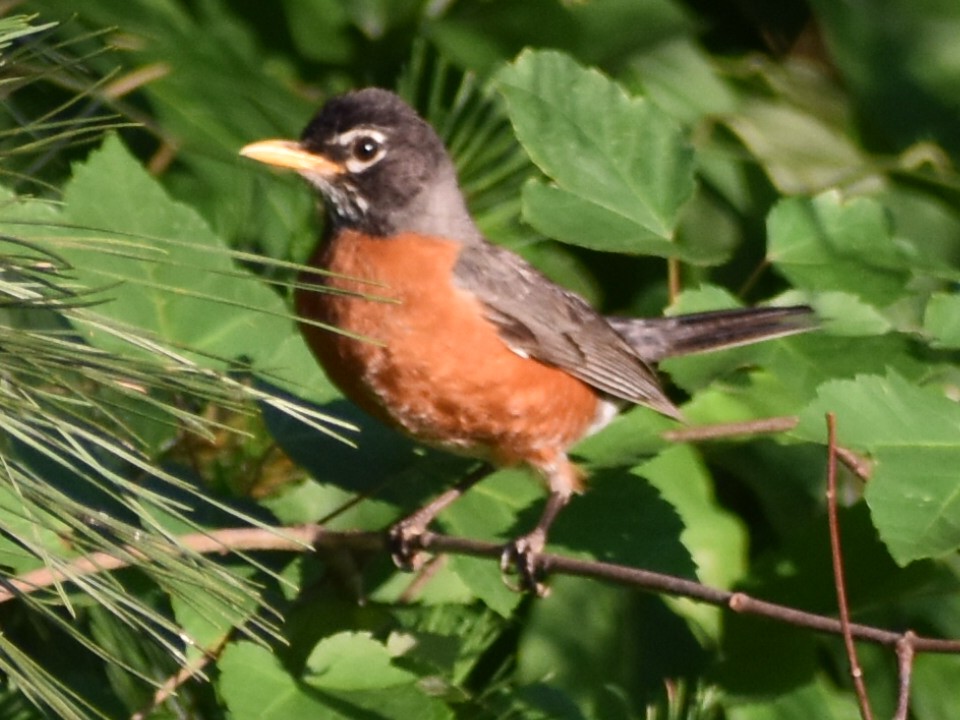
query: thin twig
[
  {"left": 737, "top": 257, "right": 770, "bottom": 299},
  {"left": 667, "top": 258, "right": 681, "bottom": 302},
  {"left": 894, "top": 631, "right": 917, "bottom": 720},
  {"left": 662, "top": 416, "right": 799, "bottom": 442},
  {"left": 662, "top": 416, "right": 874, "bottom": 484},
  {"left": 835, "top": 445, "right": 873, "bottom": 482},
  {"left": 130, "top": 634, "right": 229, "bottom": 720},
  {"left": 397, "top": 554, "right": 448, "bottom": 604},
  {"left": 4, "top": 524, "right": 960, "bottom": 656},
  {"left": 826, "top": 413, "right": 874, "bottom": 720}
]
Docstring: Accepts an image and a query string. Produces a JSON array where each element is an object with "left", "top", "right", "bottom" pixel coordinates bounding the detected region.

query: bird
[{"left": 240, "top": 87, "right": 813, "bottom": 593}]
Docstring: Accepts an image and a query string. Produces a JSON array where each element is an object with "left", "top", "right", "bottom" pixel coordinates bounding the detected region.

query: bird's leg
[
  {"left": 500, "top": 488, "right": 571, "bottom": 596},
  {"left": 501, "top": 457, "right": 581, "bottom": 596},
  {"left": 388, "top": 463, "right": 492, "bottom": 571}
]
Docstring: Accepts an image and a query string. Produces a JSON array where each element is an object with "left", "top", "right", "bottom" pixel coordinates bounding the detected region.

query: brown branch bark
[
  {"left": 5, "top": 523, "right": 960, "bottom": 658},
  {"left": 662, "top": 416, "right": 873, "bottom": 483},
  {"left": 662, "top": 416, "right": 799, "bottom": 442},
  {"left": 894, "top": 632, "right": 917, "bottom": 720},
  {"left": 826, "top": 413, "right": 874, "bottom": 720}
]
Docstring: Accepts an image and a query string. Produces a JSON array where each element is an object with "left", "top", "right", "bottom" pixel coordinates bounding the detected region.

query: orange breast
[{"left": 294, "top": 230, "right": 602, "bottom": 476}]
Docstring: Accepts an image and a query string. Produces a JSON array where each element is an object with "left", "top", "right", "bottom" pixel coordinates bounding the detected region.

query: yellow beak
[{"left": 239, "top": 139, "right": 343, "bottom": 176}]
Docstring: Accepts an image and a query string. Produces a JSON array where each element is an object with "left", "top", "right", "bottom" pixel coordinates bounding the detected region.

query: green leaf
[
  {"left": 796, "top": 372, "right": 960, "bottom": 563},
  {"left": 912, "top": 654, "right": 960, "bottom": 720},
  {"left": 46, "top": 134, "right": 334, "bottom": 402},
  {"left": 726, "top": 675, "right": 858, "bottom": 720},
  {"left": 219, "top": 642, "right": 329, "bottom": 719},
  {"left": 800, "top": 290, "right": 893, "bottom": 336},
  {"left": 548, "top": 466, "right": 694, "bottom": 576},
  {"left": 629, "top": 37, "right": 739, "bottom": 125},
  {"left": 442, "top": 469, "right": 539, "bottom": 617},
  {"left": 637, "top": 445, "right": 747, "bottom": 636},
  {"left": 724, "top": 100, "right": 870, "bottom": 194},
  {"left": 767, "top": 191, "right": 910, "bottom": 307},
  {"left": 519, "top": 180, "right": 679, "bottom": 256},
  {"left": 305, "top": 632, "right": 417, "bottom": 690},
  {"left": 496, "top": 49, "right": 695, "bottom": 255},
  {"left": 220, "top": 640, "right": 453, "bottom": 720},
  {"left": 924, "top": 292, "right": 960, "bottom": 348},
  {"left": 517, "top": 578, "right": 704, "bottom": 716}
]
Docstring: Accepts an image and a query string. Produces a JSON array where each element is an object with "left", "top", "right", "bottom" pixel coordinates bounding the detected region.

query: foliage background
[{"left": 2, "top": 0, "right": 960, "bottom": 718}]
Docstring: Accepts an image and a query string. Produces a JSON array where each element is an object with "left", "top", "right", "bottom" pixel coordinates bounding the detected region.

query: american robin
[{"left": 240, "top": 88, "right": 813, "bottom": 592}]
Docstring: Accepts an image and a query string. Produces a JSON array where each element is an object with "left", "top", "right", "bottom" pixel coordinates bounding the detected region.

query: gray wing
[{"left": 453, "top": 241, "right": 682, "bottom": 419}]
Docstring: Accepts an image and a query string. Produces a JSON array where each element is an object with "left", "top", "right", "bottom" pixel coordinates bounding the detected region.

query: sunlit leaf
[
  {"left": 767, "top": 191, "right": 910, "bottom": 307},
  {"left": 497, "top": 49, "right": 695, "bottom": 256},
  {"left": 796, "top": 372, "right": 960, "bottom": 563}
]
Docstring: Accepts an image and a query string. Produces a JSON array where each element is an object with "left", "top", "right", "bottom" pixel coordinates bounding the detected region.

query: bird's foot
[
  {"left": 387, "top": 518, "right": 429, "bottom": 572},
  {"left": 500, "top": 530, "right": 550, "bottom": 597}
]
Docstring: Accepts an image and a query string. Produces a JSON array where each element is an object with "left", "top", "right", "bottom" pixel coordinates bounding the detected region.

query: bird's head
[{"left": 241, "top": 88, "right": 477, "bottom": 242}]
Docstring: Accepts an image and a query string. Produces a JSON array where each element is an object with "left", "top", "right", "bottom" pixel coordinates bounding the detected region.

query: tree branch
[
  {"left": 4, "top": 523, "right": 960, "bottom": 658},
  {"left": 894, "top": 631, "right": 917, "bottom": 720},
  {"left": 826, "top": 412, "right": 874, "bottom": 720},
  {"left": 662, "top": 416, "right": 874, "bottom": 482},
  {"left": 661, "top": 415, "right": 799, "bottom": 442}
]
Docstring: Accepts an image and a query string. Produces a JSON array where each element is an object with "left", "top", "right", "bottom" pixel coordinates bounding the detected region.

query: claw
[
  {"left": 499, "top": 530, "right": 550, "bottom": 596},
  {"left": 387, "top": 520, "right": 428, "bottom": 572},
  {"left": 385, "top": 465, "right": 493, "bottom": 573}
]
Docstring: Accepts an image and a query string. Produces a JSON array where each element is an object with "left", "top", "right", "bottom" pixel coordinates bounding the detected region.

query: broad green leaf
[
  {"left": 572, "top": 405, "right": 673, "bottom": 470},
  {"left": 638, "top": 445, "right": 747, "bottom": 636},
  {"left": 628, "top": 37, "right": 739, "bottom": 125},
  {"left": 219, "top": 640, "right": 452, "bottom": 720},
  {"left": 443, "top": 468, "right": 540, "bottom": 617},
  {"left": 767, "top": 191, "right": 910, "bottom": 307},
  {"left": 726, "top": 675, "right": 858, "bottom": 720},
  {"left": 384, "top": 604, "right": 503, "bottom": 685},
  {"left": 924, "top": 292, "right": 960, "bottom": 348},
  {"left": 724, "top": 100, "right": 871, "bottom": 194},
  {"left": 672, "top": 187, "right": 739, "bottom": 265},
  {"left": 799, "top": 290, "right": 892, "bottom": 336},
  {"left": 547, "top": 465, "right": 694, "bottom": 576},
  {"left": 370, "top": 556, "right": 475, "bottom": 606},
  {"left": 517, "top": 577, "right": 703, "bottom": 716},
  {"left": 45, "top": 135, "right": 335, "bottom": 403},
  {"left": 520, "top": 180, "right": 679, "bottom": 256},
  {"left": 796, "top": 372, "right": 960, "bottom": 563},
  {"left": 678, "top": 330, "right": 926, "bottom": 427},
  {"left": 441, "top": 428, "right": 693, "bottom": 613},
  {"left": 496, "top": 49, "right": 695, "bottom": 255},
  {"left": 219, "top": 641, "right": 334, "bottom": 720},
  {"left": 305, "top": 632, "right": 416, "bottom": 690},
  {"left": 431, "top": 0, "right": 687, "bottom": 76},
  {"left": 763, "top": 332, "right": 927, "bottom": 406},
  {"left": 912, "top": 654, "right": 960, "bottom": 720}
]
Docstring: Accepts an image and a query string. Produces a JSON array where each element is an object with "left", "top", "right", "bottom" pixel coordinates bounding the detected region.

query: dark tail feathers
[{"left": 607, "top": 305, "right": 815, "bottom": 362}]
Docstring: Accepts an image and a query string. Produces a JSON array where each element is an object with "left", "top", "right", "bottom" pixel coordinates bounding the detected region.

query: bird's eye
[{"left": 352, "top": 136, "right": 382, "bottom": 162}]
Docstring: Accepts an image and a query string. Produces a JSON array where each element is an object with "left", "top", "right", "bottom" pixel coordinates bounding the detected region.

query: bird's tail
[{"left": 607, "top": 305, "right": 815, "bottom": 362}]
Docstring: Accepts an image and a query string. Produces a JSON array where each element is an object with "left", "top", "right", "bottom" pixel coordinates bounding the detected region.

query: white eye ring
[{"left": 336, "top": 127, "right": 387, "bottom": 173}]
